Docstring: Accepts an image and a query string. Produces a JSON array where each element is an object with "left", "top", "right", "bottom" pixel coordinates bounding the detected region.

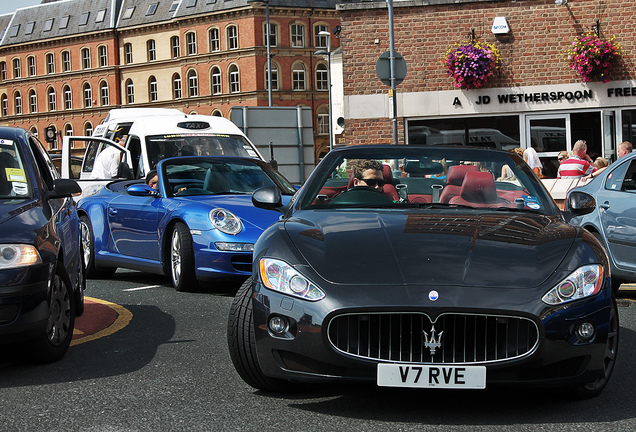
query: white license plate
[{"left": 377, "top": 364, "right": 486, "bottom": 389}]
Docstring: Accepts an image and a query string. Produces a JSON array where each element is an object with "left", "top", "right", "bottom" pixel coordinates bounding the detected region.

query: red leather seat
[
  {"left": 439, "top": 165, "right": 479, "bottom": 204},
  {"left": 449, "top": 171, "right": 508, "bottom": 208}
]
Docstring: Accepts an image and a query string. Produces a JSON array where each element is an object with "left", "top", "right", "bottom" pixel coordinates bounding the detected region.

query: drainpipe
[{"left": 297, "top": 106, "right": 305, "bottom": 183}]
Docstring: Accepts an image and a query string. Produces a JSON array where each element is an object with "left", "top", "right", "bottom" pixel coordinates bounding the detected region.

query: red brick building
[
  {"left": 0, "top": 0, "right": 339, "bottom": 161},
  {"left": 337, "top": 0, "right": 636, "bottom": 177}
]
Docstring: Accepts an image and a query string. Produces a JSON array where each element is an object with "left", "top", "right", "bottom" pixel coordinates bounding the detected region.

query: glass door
[{"left": 526, "top": 115, "right": 571, "bottom": 178}]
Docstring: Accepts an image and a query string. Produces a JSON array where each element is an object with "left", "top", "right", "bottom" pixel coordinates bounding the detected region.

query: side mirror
[
  {"left": 252, "top": 186, "right": 283, "bottom": 211},
  {"left": 127, "top": 184, "right": 159, "bottom": 197},
  {"left": 566, "top": 191, "right": 596, "bottom": 216},
  {"left": 48, "top": 178, "right": 82, "bottom": 199}
]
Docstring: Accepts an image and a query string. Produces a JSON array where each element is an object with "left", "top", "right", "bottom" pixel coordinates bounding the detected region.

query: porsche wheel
[
  {"left": 569, "top": 298, "right": 619, "bottom": 399},
  {"left": 29, "top": 264, "right": 75, "bottom": 363},
  {"left": 170, "top": 222, "right": 198, "bottom": 292},
  {"left": 80, "top": 215, "right": 117, "bottom": 279},
  {"left": 227, "top": 277, "right": 298, "bottom": 392}
]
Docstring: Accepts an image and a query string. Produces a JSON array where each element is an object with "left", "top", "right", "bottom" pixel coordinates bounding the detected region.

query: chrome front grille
[{"left": 327, "top": 312, "right": 539, "bottom": 365}]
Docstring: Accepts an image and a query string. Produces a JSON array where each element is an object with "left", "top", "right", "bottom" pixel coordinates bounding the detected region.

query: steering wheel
[{"left": 329, "top": 186, "right": 394, "bottom": 205}]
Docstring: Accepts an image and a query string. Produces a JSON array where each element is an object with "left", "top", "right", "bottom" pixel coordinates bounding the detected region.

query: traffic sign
[{"left": 376, "top": 51, "right": 407, "bottom": 87}]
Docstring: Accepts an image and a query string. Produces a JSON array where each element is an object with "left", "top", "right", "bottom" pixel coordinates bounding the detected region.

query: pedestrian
[
  {"left": 557, "top": 140, "right": 596, "bottom": 179},
  {"left": 583, "top": 141, "right": 632, "bottom": 181}
]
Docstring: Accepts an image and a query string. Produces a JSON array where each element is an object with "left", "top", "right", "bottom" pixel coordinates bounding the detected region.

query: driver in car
[{"left": 352, "top": 159, "right": 385, "bottom": 190}]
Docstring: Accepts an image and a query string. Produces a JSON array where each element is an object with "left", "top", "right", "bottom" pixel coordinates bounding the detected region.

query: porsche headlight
[
  {"left": 209, "top": 208, "right": 242, "bottom": 235},
  {"left": 0, "top": 244, "right": 42, "bottom": 269},
  {"left": 259, "top": 258, "right": 325, "bottom": 301},
  {"left": 542, "top": 264, "right": 604, "bottom": 305}
]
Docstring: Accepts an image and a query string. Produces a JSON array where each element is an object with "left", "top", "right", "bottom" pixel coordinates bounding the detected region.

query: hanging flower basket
[
  {"left": 442, "top": 40, "right": 501, "bottom": 90},
  {"left": 565, "top": 32, "right": 622, "bottom": 83}
]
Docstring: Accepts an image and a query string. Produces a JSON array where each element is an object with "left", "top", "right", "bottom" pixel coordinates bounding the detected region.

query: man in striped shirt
[{"left": 557, "top": 140, "right": 596, "bottom": 179}]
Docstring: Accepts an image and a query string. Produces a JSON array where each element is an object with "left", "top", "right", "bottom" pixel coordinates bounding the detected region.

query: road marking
[
  {"left": 122, "top": 285, "right": 162, "bottom": 292},
  {"left": 71, "top": 297, "right": 133, "bottom": 346}
]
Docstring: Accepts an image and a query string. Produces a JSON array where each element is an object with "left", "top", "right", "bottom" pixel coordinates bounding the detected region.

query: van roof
[
  {"left": 104, "top": 108, "right": 185, "bottom": 122},
  {"left": 105, "top": 113, "right": 247, "bottom": 137}
]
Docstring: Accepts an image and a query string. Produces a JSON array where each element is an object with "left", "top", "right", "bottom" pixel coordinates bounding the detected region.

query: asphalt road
[{"left": 1, "top": 270, "right": 636, "bottom": 432}]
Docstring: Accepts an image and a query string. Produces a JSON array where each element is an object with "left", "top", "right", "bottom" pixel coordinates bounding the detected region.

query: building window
[
  {"left": 1, "top": 95, "right": 7, "bottom": 117},
  {"left": 316, "top": 63, "right": 328, "bottom": 91},
  {"left": 65, "top": 124, "right": 73, "bottom": 136},
  {"left": 124, "top": 43, "right": 133, "bottom": 64},
  {"left": 292, "top": 63, "right": 306, "bottom": 90},
  {"left": 122, "top": 7, "right": 135, "bottom": 20},
  {"left": 27, "top": 56, "right": 36, "bottom": 76},
  {"left": 318, "top": 112, "right": 329, "bottom": 135},
  {"left": 212, "top": 110, "right": 222, "bottom": 117},
  {"left": 291, "top": 24, "right": 305, "bottom": 48},
  {"left": 0, "top": 62, "right": 5, "bottom": 80},
  {"left": 227, "top": 25, "right": 238, "bottom": 50},
  {"left": 187, "top": 70, "right": 199, "bottom": 97},
  {"left": 63, "top": 85, "right": 72, "bottom": 110},
  {"left": 147, "top": 40, "right": 157, "bottom": 61},
  {"left": 264, "top": 23, "right": 277, "bottom": 47},
  {"left": 169, "top": 0, "right": 179, "bottom": 12},
  {"left": 48, "top": 88, "right": 57, "bottom": 111},
  {"left": 229, "top": 65, "right": 240, "bottom": 93},
  {"left": 149, "top": 76, "right": 158, "bottom": 101},
  {"left": 315, "top": 25, "right": 329, "bottom": 48},
  {"left": 209, "top": 28, "right": 220, "bottom": 52},
  {"left": 14, "top": 92, "right": 22, "bottom": 115},
  {"left": 266, "top": 63, "right": 278, "bottom": 91},
  {"left": 126, "top": 79, "right": 134, "bottom": 104},
  {"left": 147, "top": 3, "right": 158, "bottom": 15},
  {"left": 44, "top": 18, "right": 54, "bottom": 32},
  {"left": 96, "top": 9, "right": 106, "bottom": 22},
  {"left": 186, "top": 32, "right": 197, "bottom": 55},
  {"left": 171, "top": 36, "right": 180, "bottom": 58},
  {"left": 29, "top": 90, "right": 37, "bottom": 113},
  {"left": 13, "top": 58, "right": 21, "bottom": 78},
  {"left": 62, "top": 51, "right": 71, "bottom": 72},
  {"left": 211, "top": 67, "right": 221, "bottom": 94},
  {"left": 173, "top": 74, "right": 182, "bottom": 99},
  {"left": 81, "top": 48, "right": 91, "bottom": 69},
  {"left": 98, "top": 46, "right": 108, "bottom": 67},
  {"left": 25, "top": 22, "right": 35, "bottom": 35},
  {"left": 80, "top": 12, "right": 90, "bottom": 26},
  {"left": 83, "top": 83, "right": 92, "bottom": 108},
  {"left": 46, "top": 53, "right": 55, "bottom": 74},
  {"left": 84, "top": 122, "right": 93, "bottom": 136},
  {"left": 100, "top": 81, "right": 109, "bottom": 106}
]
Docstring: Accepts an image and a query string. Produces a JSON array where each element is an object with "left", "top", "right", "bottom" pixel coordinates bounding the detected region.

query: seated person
[
  {"left": 352, "top": 159, "right": 385, "bottom": 190},
  {"left": 145, "top": 170, "right": 158, "bottom": 189}
]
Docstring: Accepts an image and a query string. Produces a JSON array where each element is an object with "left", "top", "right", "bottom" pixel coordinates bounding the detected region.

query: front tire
[
  {"left": 227, "top": 277, "right": 297, "bottom": 392},
  {"left": 29, "top": 264, "right": 75, "bottom": 363},
  {"left": 170, "top": 222, "right": 198, "bottom": 292},
  {"left": 80, "top": 215, "right": 117, "bottom": 279}
]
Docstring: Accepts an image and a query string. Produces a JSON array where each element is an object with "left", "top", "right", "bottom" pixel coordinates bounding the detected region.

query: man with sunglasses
[{"left": 352, "top": 159, "right": 385, "bottom": 190}]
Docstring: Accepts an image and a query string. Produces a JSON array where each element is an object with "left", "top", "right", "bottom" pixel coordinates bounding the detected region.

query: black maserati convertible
[{"left": 227, "top": 145, "right": 617, "bottom": 398}]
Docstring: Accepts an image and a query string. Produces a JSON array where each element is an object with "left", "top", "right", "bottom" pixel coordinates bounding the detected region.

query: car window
[
  {"left": 604, "top": 158, "right": 632, "bottom": 191},
  {"left": 0, "top": 139, "right": 31, "bottom": 198},
  {"left": 29, "top": 136, "right": 57, "bottom": 189}
]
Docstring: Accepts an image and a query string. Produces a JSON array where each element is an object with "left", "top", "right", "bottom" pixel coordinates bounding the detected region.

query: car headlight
[
  {"left": 259, "top": 258, "right": 325, "bottom": 301},
  {"left": 542, "top": 264, "right": 604, "bottom": 305},
  {"left": 209, "top": 208, "right": 242, "bottom": 235},
  {"left": 0, "top": 244, "right": 42, "bottom": 269}
]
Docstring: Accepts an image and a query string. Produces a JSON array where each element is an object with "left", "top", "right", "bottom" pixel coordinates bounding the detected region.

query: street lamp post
[
  {"left": 315, "top": 30, "right": 332, "bottom": 152},
  {"left": 248, "top": 0, "right": 272, "bottom": 106}
]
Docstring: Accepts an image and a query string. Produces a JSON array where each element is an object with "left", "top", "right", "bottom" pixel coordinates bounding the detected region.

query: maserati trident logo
[{"left": 423, "top": 326, "right": 443, "bottom": 355}]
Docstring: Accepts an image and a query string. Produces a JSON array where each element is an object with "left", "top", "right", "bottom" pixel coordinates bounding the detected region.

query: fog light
[
  {"left": 576, "top": 322, "right": 595, "bottom": 340},
  {"left": 269, "top": 316, "right": 288, "bottom": 334}
]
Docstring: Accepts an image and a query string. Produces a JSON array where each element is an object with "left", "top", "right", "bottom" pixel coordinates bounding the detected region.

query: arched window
[
  {"left": 29, "top": 89, "right": 37, "bottom": 113},
  {"left": 13, "top": 58, "right": 21, "bottom": 78},
  {"left": 81, "top": 48, "right": 91, "bottom": 69},
  {"left": 149, "top": 76, "right": 158, "bottom": 101},
  {"left": 292, "top": 62, "right": 306, "bottom": 90},
  {"left": 62, "top": 51, "right": 71, "bottom": 72},
  {"left": 98, "top": 46, "right": 108, "bottom": 67},
  {"left": 46, "top": 53, "right": 55, "bottom": 74},
  {"left": 1, "top": 94, "right": 8, "bottom": 116},
  {"left": 262, "top": 22, "right": 277, "bottom": 47},
  {"left": 126, "top": 79, "right": 134, "bottom": 104},
  {"left": 314, "top": 24, "right": 329, "bottom": 48},
  {"left": 47, "top": 87, "right": 57, "bottom": 111},
  {"left": 291, "top": 24, "right": 305, "bottom": 48},
  {"left": 30, "top": 126, "right": 38, "bottom": 136},
  {"left": 63, "top": 85, "right": 72, "bottom": 110},
  {"left": 317, "top": 106, "right": 329, "bottom": 135},
  {"left": 229, "top": 65, "right": 240, "bottom": 93},
  {"left": 14, "top": 91, "right": 22, "bottom": 115},
  {"left": 211, "top": 67, "right": 222, "bottom": 95},
  {"left": 316, "top": 63, "right": 328, "bottom": 91},
  {"left": 124, "top": 43, "right": 133, "bottom": 64},
  {"left": 83, "top": 83, "right": 93, "bottom": 108},
  {"left": 227, "top": 25, "right": 238, "bottom": 50},
  {"left": 266, "top": 62, "right": 278, "bottom": 91},
  {"left": 84, "top": 122, "right": 93, "bottom": 136},
  {"left": 0, "top": 62, "right": 6, "bottom": 80},
  {"left": 186, "top": 32, "right": 197, "bottom": 55},
  {"left": 211, "top": 110, "right": 223, "bottom": 117},
  {"left": 27, "top": 56, "right": 36, "bottom": 76},
  {"left": 173, "top": 73, "right": 182, "bottom": 99},
  {"left": 99, "top": 81, "right": 109, "bottom": 106},
  {"left": 147, "top": 39, "right": 156, "bottom": 61},
  {"left": 171, "top": 36, "right": 180, "bottom": 58},
  {"left": 188, "top": 70, "right": 199, "bottom": 97},
  {"left": 65, "top": 123, "right": 73, "bottom": 136},
  {"left": 209, "top": 28, "right": 220, "bottom": 52}
]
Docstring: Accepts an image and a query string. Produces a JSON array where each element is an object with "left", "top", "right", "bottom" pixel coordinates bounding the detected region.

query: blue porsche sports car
[{"left": 78, "top": 156, "right": 297, "bottom": 291}]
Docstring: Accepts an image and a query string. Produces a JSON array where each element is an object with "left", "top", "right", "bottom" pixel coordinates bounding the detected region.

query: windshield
[
  {"left": 161, "top": 157, "right": 297, "bottom": 198},
  {"left": 146, "top": 134, "right": 260, "bottom": 170},
  {"left": 0, "top": 140, "right": 31, "bottom": 199},
  {"left": 299, "top": 146, "right": 558, "bottom": 215}
]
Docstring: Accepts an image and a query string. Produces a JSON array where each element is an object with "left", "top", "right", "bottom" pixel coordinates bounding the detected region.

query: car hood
[
  {"left": 0, "top": 199, "right": 46, "bottom": 244},
  {"left": 284, "top": 210, "right": 576, "bottom": 288}
]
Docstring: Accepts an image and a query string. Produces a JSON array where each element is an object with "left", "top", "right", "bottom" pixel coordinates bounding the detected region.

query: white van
[{"left": 60, "top": 108, "right": 265, "bottom": 198}]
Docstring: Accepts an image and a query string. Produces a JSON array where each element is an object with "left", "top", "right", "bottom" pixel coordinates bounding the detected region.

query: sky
[{"left": 0, "top": 0, "right": 44, "bottom": 16}]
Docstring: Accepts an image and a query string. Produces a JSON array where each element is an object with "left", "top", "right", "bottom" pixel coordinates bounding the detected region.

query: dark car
[
  {"left": 565, "top": 150, "right": 636, "bottom": 292},
  {"left": 228, "top": 145, "right": 617, "bottom": 398},
  {"left": 78, "top": 156, "right": 296, "bottom": 291},
  {"left": 0, "top": 127, "right": 84, "bottom": 362}
]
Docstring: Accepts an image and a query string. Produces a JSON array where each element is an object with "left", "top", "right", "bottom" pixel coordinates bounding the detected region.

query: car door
[
  {"left": 106, "top": 190, "right": 162, "bottom": 261},
  {"left": 598, "top": 157, "right": 636, "bottom": 272}
]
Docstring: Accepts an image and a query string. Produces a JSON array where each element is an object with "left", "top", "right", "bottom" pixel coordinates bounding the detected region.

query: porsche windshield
[{"left": 300, "top": 146, "right": 558, "bottom": 214}]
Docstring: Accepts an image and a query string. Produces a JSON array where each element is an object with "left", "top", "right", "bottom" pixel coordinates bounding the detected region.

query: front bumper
[{"left": 251, "top": 281, "right": 614, "bottom": 388}]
